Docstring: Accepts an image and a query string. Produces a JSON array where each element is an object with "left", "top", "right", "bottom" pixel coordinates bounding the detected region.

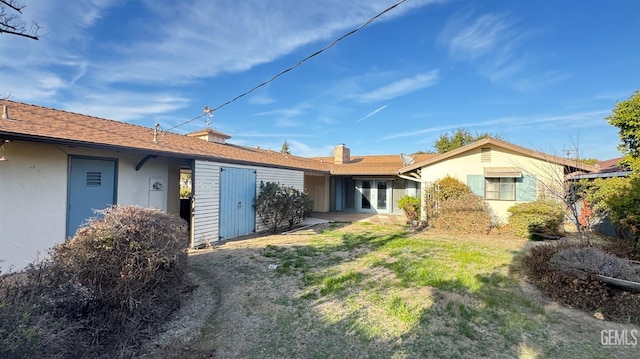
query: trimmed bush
[
  {"left": 507, "top": 200, "right": 564, "bottom": 239},
  {"left": 430, "top": 193, "right": 492, "bottom": 234},
  {"left": 255, "top": 181, "right": 314, "bottom": 233}
]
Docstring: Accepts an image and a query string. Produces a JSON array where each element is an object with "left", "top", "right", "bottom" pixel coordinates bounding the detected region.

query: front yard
[{"left": 149, "top": 222, "right": 640, "bottom": 358}]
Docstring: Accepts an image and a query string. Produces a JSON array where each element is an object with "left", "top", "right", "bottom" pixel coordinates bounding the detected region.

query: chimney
[
  {"left": 2, "top": 105, "right": 8, "bottom": 120},
  {"left": 334, "top": 144, "right": 350, "bottom": 164}
]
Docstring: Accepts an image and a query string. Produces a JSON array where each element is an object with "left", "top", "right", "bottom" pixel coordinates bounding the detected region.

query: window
[
  {"left": 467, "top": 174, "right": 537, "bottom": 202},
  {"left": 485, "top": 177, "right": 515, "bottom": 201}
]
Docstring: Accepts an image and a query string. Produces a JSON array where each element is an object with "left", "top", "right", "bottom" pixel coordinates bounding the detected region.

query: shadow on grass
[{"left": 191, "top": 226, "right": 639, "bottom": 359}]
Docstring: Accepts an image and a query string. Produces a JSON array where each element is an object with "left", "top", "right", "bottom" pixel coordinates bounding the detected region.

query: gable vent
[
  {"left": 481, "top": 148, "right": 491, "bottom": 163},
  {"left": 86, "top": 171, "right": 102, "bottom": 186}
]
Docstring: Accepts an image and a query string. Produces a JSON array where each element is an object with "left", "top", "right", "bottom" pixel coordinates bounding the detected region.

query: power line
[{"left": 167, "top": 0, "right": 407, "bottom": 132}]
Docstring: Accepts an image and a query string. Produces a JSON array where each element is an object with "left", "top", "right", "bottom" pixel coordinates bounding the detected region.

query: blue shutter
[
  {"left": 467, "top": 175, "right": 484, "bottom": 197},
  {"left": 516, "top": 174, "right": 537, "bottom": 201}
]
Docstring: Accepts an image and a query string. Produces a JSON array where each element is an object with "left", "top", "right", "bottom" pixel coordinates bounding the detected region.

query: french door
[{"left": 356, "top": 180, "right": 391, "bottom": 213}]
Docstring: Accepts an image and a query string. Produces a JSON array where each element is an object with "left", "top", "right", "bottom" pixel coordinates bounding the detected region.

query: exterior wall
[
  {"left": 304, "top": 173, "right": 330, "bottom": 212},
  {"left": 0, "top": 141, "right": 182, "bottom": 272},
  {"left": 192, "top": 160, "right": 304, "bottom": 247},
  {"left": 419, "top": 144, "right": 564, "bottom": 222}
]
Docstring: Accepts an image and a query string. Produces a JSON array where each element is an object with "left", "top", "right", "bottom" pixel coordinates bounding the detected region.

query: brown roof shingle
[
  {"left": 313, "top": 153, "right": 435, "bottom": 175},
  {"left": 0, "top": 100, "right": 330, "bottom": 172}
]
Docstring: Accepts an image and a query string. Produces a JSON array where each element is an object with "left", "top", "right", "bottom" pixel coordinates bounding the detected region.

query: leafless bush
[
  {"left": 549, "top": 246, "right": 640, "bottom": 282},
  {"left": 523, "top": 241, "right": 640, "bottom": 324},
  {"left": 1, "top": 205, "right": 192, "bottom": 358},
  {"left": 430, "top": 193, "right": 492, "bottom": 234}
]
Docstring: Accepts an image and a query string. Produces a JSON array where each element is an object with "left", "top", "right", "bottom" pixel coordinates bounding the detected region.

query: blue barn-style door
[
  {"left": 219, "top": 167, "right": 256, "bottom": 240},
  {"left": 67, "top": 157, "right": 117, "bottom": 238}
]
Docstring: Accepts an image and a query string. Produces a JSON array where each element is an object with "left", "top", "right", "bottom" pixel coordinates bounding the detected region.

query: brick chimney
[{"left": 334, "top": 144, "right": 350, "bottom": 164}]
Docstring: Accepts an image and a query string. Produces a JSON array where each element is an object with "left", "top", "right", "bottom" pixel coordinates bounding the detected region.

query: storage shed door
[
  {"left": 219, "top": 167, "right": 256, "bottom": 240},
  {"left": 67, "top": 157, "right": 117, "bottom": 238}
]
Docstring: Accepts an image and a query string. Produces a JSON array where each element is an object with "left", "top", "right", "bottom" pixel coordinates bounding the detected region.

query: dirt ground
[{"left": 140, "top": 223, "right": 640, "bottom": 358}]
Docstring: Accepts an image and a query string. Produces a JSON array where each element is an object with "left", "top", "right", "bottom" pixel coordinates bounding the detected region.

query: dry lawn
[{"left": 142, "top": 222, "right": 640, "bottom": 359}]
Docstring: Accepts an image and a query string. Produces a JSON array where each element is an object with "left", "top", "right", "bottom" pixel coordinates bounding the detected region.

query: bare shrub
[
  {"left": 1, "top": 205, "right": 192, "bottom": 358},
  {"left": 430, "top": 193, "right": 492, "bottom": 234},
  {"left": 523, "top": 241, "right": 640, "bottom": 324},
  {"left": 549, "top": 247, "right": 639, "bottom": 282}
]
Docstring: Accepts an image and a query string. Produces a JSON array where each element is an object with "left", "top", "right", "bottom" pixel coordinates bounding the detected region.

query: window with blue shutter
[
  {"left": 516, "top": 174, "right": 537, "bottom": 201},
  {"left": 467, "top": 175, "right": 484, "bottom": 196}
]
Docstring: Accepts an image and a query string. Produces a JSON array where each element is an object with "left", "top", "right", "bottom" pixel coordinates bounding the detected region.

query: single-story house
[
  {"left": 398, "top": 137, "right": 598, "bottom": 222},
  {"left": 0, "top": 100, "right": 602, "bottom": 272},
  {"left": 313, "top": 145, "right": 433, "bottom": 214},
  {"left": 0, "top": 100, "right": 331, "bottom": 272}
]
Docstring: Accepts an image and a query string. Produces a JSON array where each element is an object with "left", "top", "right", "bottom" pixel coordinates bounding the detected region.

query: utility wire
[{"left": 167, "top": 0, "right": 407, "bottom": 132}]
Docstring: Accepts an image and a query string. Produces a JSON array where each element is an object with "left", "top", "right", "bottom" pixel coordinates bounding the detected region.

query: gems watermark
[{"left": 601, "top": 329, "right": 638, "bottom": 347}]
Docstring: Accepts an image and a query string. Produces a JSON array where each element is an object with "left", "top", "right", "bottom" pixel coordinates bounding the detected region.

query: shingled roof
[
  {"left": 313, "top": 153, "right": 435, "bottom": 175},
  {"left": 0, "top": 100, "right": 330, "bottom": 172}
]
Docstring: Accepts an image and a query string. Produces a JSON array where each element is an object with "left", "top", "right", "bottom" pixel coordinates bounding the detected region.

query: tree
[
  {"left": 433, "top": 128, "right": 499, "bottom": 154},
  {"left": 607, "top": 90, "right": 640, "bottom": 159},
  {"left": 280, "top": 139, "right": 291, "bottom": 155},
  {"left": 0, "top": 0, "right": 40, "bottom": 40}
]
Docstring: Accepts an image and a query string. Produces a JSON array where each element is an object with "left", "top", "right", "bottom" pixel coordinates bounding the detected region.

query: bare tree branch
[{"left": 0, "top": 0, "right": 39, "bottom": 40}]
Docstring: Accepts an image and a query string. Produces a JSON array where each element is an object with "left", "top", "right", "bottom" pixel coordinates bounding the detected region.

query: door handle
[{"left": 237, "top": 201, "right": 242, "bottom": 209}]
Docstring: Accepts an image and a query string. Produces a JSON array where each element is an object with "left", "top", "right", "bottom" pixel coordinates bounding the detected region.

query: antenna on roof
[
  {"left": 203, "top": 105, "right": 213, "bottom": 128},
  {"left": 153, "top": 123, "right": 165, "bottom": 144},
  {"left": 400, "top": 153, "right": 415, "bottom": 166}
]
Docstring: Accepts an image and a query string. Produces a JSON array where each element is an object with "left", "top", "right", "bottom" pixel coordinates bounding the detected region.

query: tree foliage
[
  {"left": 605, "top": 176, "right": 640, "bottom": 253},
  {"left": 433, "top": 128, "right": 499, "bottom": 153},
  {"left": 607, "top": 90, "right": 640, "bottom": 158},
  {"left": 255, "top": 181, "right": 313, "bottom": 232},
  {"left": 281, "top": 139, "right": 291, "bottom": 155},
  {"left": 0, "top": 0, "right": 40, "bottom": 40}
]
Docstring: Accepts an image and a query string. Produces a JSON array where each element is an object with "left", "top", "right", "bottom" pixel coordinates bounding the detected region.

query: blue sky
[{"left": 1, "top": 0, "right": 638, "bottom": 160}]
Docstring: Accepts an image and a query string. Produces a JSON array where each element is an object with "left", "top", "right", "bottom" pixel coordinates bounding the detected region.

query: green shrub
[
  {"left": 507, "top": 200, "right": 564, "bottom": 239},
  {"left": 255, "top": 181, "right": 314, "bottom": 233},
  {"left": 398, "top": 195, "right": 420, "bottom": 222},
  {"left": 606, "top": 175, "right": 640, "bottom": 254},
  {"left": 433, "top": 175, "right": 471, "bottom": 202},
  {"left": 430, "top": 193, "right": 492, "bottom": 234}
]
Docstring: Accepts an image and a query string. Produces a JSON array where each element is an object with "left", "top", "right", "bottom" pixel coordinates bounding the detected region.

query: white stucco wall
[
  {"left": 0, "top": 141, "right": 183, "bottom": 272},
  {"left": 420, "top": 144, "right": 564, "bottom": 222}
]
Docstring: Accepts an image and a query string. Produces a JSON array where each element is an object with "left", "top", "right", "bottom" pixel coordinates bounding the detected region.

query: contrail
[{"left": 356, "top": 104, "right": 388, "bottom": 123}]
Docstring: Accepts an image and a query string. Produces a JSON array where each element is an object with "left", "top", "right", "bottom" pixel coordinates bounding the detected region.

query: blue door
[
  {"left": 67, "top": 157, "right": 117, "bottom": 237},
  {"left": 219, "top": 167, "right": 256, "bottom": 240}
]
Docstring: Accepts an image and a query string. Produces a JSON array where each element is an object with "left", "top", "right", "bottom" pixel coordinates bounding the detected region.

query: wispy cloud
[
  {"left": 1, "top": 0, "right": 437, "bottom": 121},
  {"left": 438, "top": 12, "right": 514, "bottom": 60},
  {"left": 356, "top": 105, "right": 388, "bottom": 123},
  {"left": 384, "top": 110, "right": 610, "bottom": 140},
  {"left": 437, "top": 10, "right": 566, "bottom": 90},
  {"left": 357, "top": 70, "right": 439, "bottom": 103}
]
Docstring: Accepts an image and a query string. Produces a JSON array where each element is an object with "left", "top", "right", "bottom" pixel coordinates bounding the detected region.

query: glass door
[{"left": 356, "top": 180, "right": 392, "bottom": 213}]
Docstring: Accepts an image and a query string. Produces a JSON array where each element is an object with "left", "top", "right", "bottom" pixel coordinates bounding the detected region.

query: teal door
[
  {"left": 67, "top": 157, "right": 117, "bottom": 237},
  {"left": 219, "top": 167, "right": 256, "bottom": 240}
]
